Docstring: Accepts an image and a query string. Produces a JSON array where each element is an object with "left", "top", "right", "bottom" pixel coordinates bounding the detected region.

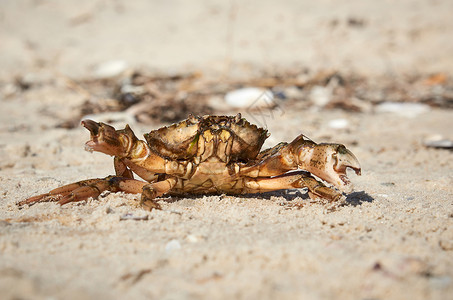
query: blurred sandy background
[{"left": 1, "top": 1, "right": 452, "bottom": 299}]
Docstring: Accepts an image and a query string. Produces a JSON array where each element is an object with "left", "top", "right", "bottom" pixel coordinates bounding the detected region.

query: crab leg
[
  {"left": 116, "top": 157, "right": 160, "bottom": 182},
  {"left": 19, "top": 176, "right": 148, "bottom": 207},
  {"left": 140, "top": 177, "right": 177, "bottom": 211},
  {"left": 114, "top": 157, "right": 134, "bottom": 178},
  {"left": 19, "top": 179, "right": 103, "bottom": 206},
  {"left": 243, "top": 171, "right": 342, "bottom": 201}
]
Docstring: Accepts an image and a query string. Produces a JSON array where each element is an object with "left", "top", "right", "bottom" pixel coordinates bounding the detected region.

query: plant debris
[{"left": 46, "top": 69, "right": 453, "bottom": 128}]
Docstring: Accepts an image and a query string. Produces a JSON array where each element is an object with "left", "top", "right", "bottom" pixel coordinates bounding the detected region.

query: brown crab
[{"left": 19, "top": 114, "right": 361, "bottom": 210}]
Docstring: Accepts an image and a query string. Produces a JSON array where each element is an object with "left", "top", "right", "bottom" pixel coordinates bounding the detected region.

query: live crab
[{"left": 19, "top": 114, "right": 361, "bottom": 210}]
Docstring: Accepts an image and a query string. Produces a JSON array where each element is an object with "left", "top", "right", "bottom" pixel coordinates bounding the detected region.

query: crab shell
[{"left": 144, "top": 114, "right": 269, "bottom": 163}]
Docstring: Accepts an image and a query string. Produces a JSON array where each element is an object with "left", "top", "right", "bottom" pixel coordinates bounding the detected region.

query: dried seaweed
[{"left": 50, "top": 70, "right": 453, "bottom": 128}]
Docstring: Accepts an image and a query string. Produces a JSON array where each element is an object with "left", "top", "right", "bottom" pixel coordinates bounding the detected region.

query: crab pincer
[{"left": 82, "top": 120, "right": 138, "bottom": 157}]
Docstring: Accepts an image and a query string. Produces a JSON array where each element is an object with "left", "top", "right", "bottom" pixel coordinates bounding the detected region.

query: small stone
[
  {"left": 309, "top": 85, "right": 331, "bottom": 107},
  {"left": 225, "top": 87, "right": 274, "bottom": 108},
  {"left": 424, "top": 135, "right": 453, "bottom": 149},
  {"left": 93, "top": 60, "right": 128, "bottom": 78},
  {"left": 375, "top": 102, "right": 430, "bottom": 118},
  {"left": 327, "top": 118, "right": 349, "bottom": 129},
  {"left": 119, "top": 213, "right": 149, "bottom": 221},
  {"left": 165, "top": 239, "right": 181, "bottom": 253},
  {"left": 186, "top": 234, "right": 199, "bottom": 243}
]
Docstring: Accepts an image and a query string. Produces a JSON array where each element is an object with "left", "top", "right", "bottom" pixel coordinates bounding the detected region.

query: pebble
[
  {"left": 165, "top": 239, "right": 181, "bottom": 253},
  {"left": 309, "top": 85, "right": 332, "bottom": 107},
  {"left": 93, "top": 60, "right": 128, "bottom": 78},
  {"left": 225, "top": 87, "right": 274, "bottom": 108},
  {"left": 327, "top": 118, "right": 349, "bottom": 129},
  {"left": 186, "top": 234, "right": 199, "bottom": 243},
  {"left": 119, "top": 213, "right": 149, "bottom": 221},
  {"left": 424, "top": 135, "right": 453, "bottom": 149},
  {"left": 375, "top": 102, "right": 430, "bottom": 118}
]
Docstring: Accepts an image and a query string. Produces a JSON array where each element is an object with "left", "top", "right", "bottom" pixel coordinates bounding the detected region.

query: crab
[{"left": 19, "top": 114, "right": 361, "bottom": 210}]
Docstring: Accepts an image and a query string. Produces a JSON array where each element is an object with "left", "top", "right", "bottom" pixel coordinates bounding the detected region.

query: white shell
[
  {"left": 93, "top": 60, "right": 128, "bottom": 78},
  {"left": 375, "top": 102, "right": 430, "bottom": 118},
  {"left": 328, "top": 118, "right": 349, "bottom": 129},
  {"left": 225, "top": 87, "right": 274, "bottom": 108}
]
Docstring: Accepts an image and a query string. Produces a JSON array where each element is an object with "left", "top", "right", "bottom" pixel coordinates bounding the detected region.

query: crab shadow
[
  {"left": 165, "top": 189, "right": 374, "bottom": 207},
  {"left": 343, "top": 191, "right": 374, "bottom": 206},
  {"left": 251, "top": 190, "right": 375, "bottom": 207}
]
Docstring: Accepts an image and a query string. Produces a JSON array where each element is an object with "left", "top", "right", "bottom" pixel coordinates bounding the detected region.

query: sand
[{"left": 1, "top": 1, "right": 453, "bottom": 299}]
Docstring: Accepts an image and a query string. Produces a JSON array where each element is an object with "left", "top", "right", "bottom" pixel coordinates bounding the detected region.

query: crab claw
[
  {"left": 308, "top": 143, "right": 361, "bottom": 192},
  {"left": 82, "top": 120, "right": 137, "bottom": 157},
  {"left": 291, "top": 136, "right": 361, "bottom": 193}
]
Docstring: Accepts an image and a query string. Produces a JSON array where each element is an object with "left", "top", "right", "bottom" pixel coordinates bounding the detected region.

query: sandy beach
[{"left": 1, "top": 1, "right": 452, "bottom": 299}]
